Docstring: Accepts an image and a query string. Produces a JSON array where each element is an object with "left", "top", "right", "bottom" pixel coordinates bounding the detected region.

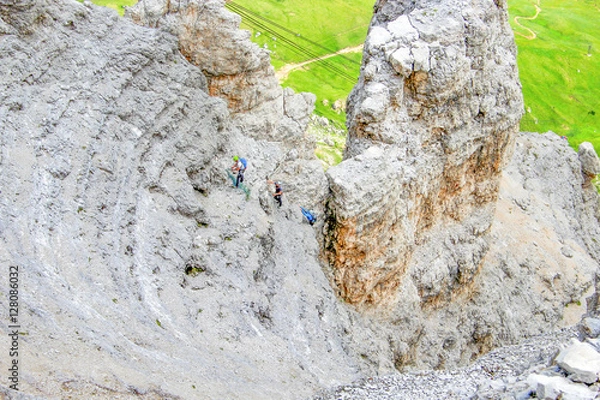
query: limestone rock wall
[
  {"left": 331, "top": 133, "right": 600, "bottom": 373},
  {"left": 326, "top": 0, "right": 524, "bottom": 308},
  {"left": 126, "top": 0, "right": 314, "bottom": 142},
  {"left": 127, "top": 0, "right": 326, "bottom": 216},
  {"left": 127, "top": 0, "right": 278, "bottom": 115},
  {"left": 323, "top": 0, "right": 599, "bottom": 374},
  {"left": 1, "top": 0, "right": 599, "bottom": 397}
]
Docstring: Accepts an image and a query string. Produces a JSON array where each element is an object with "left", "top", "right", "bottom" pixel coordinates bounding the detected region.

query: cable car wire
[{"left": 225, "top": 1, "right": 361, "bottom": 82}]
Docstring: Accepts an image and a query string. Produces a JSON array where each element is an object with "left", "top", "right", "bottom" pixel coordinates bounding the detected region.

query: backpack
[{"left": 240, "top": 158, "right": 247, "bottom": 169}]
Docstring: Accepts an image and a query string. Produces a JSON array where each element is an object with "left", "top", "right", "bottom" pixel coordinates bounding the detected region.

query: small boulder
[
  {"left": 578, "top": 142, "right": 600, "bottom": 177},
  {"left": 581, "top": 317, "right": 600, "bottom": 338},
  {"left": 555, "top": 339, "right": 600, "bottom": 384},
  {"left": 527, "top": 374, "right": 597, "bottom": 400}
]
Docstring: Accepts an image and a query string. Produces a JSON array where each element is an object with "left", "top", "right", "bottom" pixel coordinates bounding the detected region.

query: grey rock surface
[
  {"left": 582, "top": 317, "right": 600, "bottom": 338},
  {"left": 326, "top": 0, "right": 523, "bottom": 310},
  {"left": 314, "top": 329, "right": 600, "bottom": 399},
  {"left": 127, "top": 0, "right": 280, "bottom": 114},
  {"left": 579, "top": 142, "right": 600, "bottom": 177},
  {"left": 527, "top": 374, "right": 597, "bottom": 400},
  {"left": 555, "top": 339, "right": 600, "bottom": 384},
  {"left": 322, "top": 0, "right": 599, "bottom": 374},
  {"left": 331, "top": 132, "right": 600, "bottom": 373},
  {"left": 0, "top": 0, "right": 351, "bottom": 398},
  {"left": 127, "top": 0, "right": 327, "bottom": 218},
  {"left": 0, "top": 0, "right": 599, "bottom": 399}
]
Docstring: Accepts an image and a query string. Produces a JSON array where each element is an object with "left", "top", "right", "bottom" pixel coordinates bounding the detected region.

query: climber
[
  {"left": 300, "top": 206, "right": 316, "bottom": 225},
  {"left": 267, "top": 179, "right": 283, "bottom": 207},
  {"left": 231, "top": 155, "right": 247, "bottom": 188}
]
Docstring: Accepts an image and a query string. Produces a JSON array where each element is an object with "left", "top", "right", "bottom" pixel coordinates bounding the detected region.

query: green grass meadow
[
  {"left": 508, "top": 0, "right": 600, "bottom": 154},
  {"left": 78, "top": 0, "right": 138, "bottom": 15},
  {"left": 283, "top": 52, "right": 363, "bottom": 125},
  {"left": 228, "top": 0, "right": 372, "bottom": 68}
]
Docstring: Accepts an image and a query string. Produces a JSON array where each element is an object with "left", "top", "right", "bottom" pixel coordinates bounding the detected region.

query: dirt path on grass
[
  {"left": 513, "top": 0, "right": 541, "bottom": 40},
  {"left": 275, "top": 44, "right": 364, "bottom": 81}
]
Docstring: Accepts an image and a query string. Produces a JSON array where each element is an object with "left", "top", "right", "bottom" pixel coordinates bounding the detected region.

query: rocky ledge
[{"left": 314, "top": 317, "right": 600, "bottom": 400}]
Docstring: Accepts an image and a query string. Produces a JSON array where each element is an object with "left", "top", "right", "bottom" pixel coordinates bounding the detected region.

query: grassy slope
[
  {"left": 237, "top": 0, "right": 600, "bottom": 155},
  {"left": 78, "top": 0, "right": 138, "bottom": 15},
  {"left": 231, "top": 0, "right": 372, "bottom": 67},
  {"left": 283, "top": 52, "right": 363, "bottom": 126},
  {"left": 229, "top": 0, "right": 371, "bottom": 129},
  {"left": 508, "top": 0, "right": 600, "bottom": 154}
]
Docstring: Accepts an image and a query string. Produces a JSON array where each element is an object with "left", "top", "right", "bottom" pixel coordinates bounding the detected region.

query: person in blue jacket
[{"left": 300, "top": 206, "right": 316, "bottom": 225}]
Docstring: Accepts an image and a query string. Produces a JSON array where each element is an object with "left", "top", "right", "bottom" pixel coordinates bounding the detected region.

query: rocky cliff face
[
  {"left": 326, "top": 0, "right": 524, "bottom": 308},
  {"left": 327, "top": 131, "right": 600, "bottom": 373},
  {"left": 127, "top": 0, "right": 328, "bottom": 214},
  {"left": 321, "top": 0, "right": 600, "bottom": 374},
  {"left": 0, "top": 0, "right": 599, "bottom": 398},
  {"left": 127, "top": 0, "right": 278, "bottom": 115}
]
